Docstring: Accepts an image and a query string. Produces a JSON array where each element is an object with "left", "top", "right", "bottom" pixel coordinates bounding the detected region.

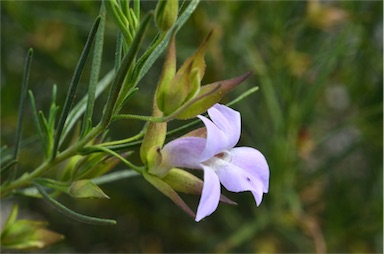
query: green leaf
[
  {"left": 11, "top": 48, "right": 33, "bottom": 180},
  {"left": 100, "top": 11, "right": 153, "bottom": 126},
  {"left": 132, "top": 0, "right": 200, "bottom": 85},
  {"left": 81, "top": 4, "right": 106, "bottom": 138},
  {"left": 1, "top": 159, "right": 18, "bottom": 174},
  {"left": 34, "top": 182, "right": 116, "bottom": 226},
  {"left": 47, "top": 85, "right": 59, "bottom": 132},
  {"left": 113, "top": 0, "right": 200, "bottom": 112},
  {"left": 39, "top": 111, "right": 53, "bottom": 158},
  {"left": 104, "top": 0, "right": 132, "bottom": 45},
  {"left": 69, "top": 179, "right": 110, "bottom": 199},
  {"left": 60, "top": 70, "right": 114, "bottom": 146},
  {"left": 28, "top": 91, "right": 45, "bottom": 150},
  {"left": 52, "top": 16, "right": 101, "bottom": 159}
]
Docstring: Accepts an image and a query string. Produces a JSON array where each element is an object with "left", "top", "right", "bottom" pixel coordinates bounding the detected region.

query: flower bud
[
  {"left": 155, "top": 0, "right": 179, "bottom": 32},
  {"left": 68, "top": 179, "right": 110, "bottom": 199},
  {"left": 1, "top": 205, "right": 63, "bottom": 250},
  {"left": 156, "top": 31, "right": 212, "bottom": 115},
  {"left": 175, "top": 71, "right": 253, "bottom": 119}
]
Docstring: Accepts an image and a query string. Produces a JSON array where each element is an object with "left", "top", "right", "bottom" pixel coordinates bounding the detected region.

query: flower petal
[
  {"left": 208, "top": 104, "right": 241, "bottom": 149},
  {"left": 161, "top": 137, "right": 205, "bottom": 169},
  {"left": 230, "top": 147, "right": 269, "bottom": 193},
  {"left": 195, "top": 165, "right": 221, "bottom": 222},
  {"left": 197, "top": 115, "right": 228, "bottom": 161},
  {"left": 215, "top": 159, "right": 265, "bottom": 206}
]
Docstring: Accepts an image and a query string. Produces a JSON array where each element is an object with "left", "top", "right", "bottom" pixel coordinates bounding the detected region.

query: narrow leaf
[
  {"left": 114, "top": 32, "right": 123, "bottom": 71},
  {"left": 39, "top": 111, "right": 52, "bottom": 158},
  {"left": 52, "top": 16, "right": 101, "bottom": 159},
  {"left": 28, "top": 91, "right": 45, "bottom": 148},
  {"left": 100, "top": 11, "right": 153, "bottom": 127},
  {"left": 104, "top": 0, "right": 132, "bottom": 45},
  {"left": 60, "top": 70, "right": 114, "bottom": 146},
  {"left": 133, "top": 0, "right": 200, "bottom": 84},
  {"left": 11, "top": 48, "right": 33, "bottom": 180},
  {"left": 81, "top": 5, "right": 106, "bottom": 138},
  {"left": 34, "top": 183, "right": 116, "bottom": 226},
  {"left": 133, "top": 0, "right": 140, "bottom": 22},
  {"left": 47, "top": 85, "right": 58, "bottom": 131},
  {"left": 1, "top": 160, "right": 18, "bottom": 174}
]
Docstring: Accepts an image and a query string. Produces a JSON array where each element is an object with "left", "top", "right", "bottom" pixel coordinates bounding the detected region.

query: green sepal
[
  {"left": 156, "top": 31, "right": 212, "bottom": 115},
  {"left": 175, "top": 71, "right": 253, "bottom": 119},
  {"left": 143, "top": 171, "right": 195, "bottom": 218},
  {"left": 146, "top": 146, "right": 165, "bottom": 176},
  {"left": 140, "top": 117, "right": 167, "bottom": 164},
  {"left": 162, "top": 168, "right": 237, "bottom": 205}
]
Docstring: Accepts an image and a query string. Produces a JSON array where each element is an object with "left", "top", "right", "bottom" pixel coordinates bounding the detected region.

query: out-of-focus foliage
[{"left": 1, "top": 1, "right": 382, "bottom": 253}]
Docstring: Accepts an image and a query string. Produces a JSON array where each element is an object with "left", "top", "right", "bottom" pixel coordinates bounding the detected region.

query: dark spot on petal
[
  {"left": 246, "top": 177, "right": 251, "bottom": 182},
  {"left": 216, "top": 152, "right": 225, "bottom": 159}
]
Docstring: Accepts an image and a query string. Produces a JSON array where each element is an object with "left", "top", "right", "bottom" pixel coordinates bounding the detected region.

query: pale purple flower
[{"left": 159, "top": 104, "right": 269, "bottom": 222}]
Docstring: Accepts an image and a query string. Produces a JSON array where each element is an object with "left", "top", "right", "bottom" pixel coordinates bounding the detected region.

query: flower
[{"left": 155, "top": 104, "right": 269, "bottom": 221}]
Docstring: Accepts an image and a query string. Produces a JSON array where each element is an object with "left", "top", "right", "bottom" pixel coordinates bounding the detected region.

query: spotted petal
[
  {"left": 215, "top": 159, "right": 265, "bottom": 206},
  {"left": 230, "top": 147, "right": 269, "bottom": 193}
]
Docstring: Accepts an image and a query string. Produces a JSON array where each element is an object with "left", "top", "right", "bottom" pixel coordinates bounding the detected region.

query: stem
[
  {"left": 112, "top": 113, "right": 168, "bottom": 122},
  {"left": 1, "top": 125, "right": 104, "bottom": 198},
  {"left": 86, "top": 146, "right": 144, "bottom": 174},
  {"left": 92, "top": 170, "right": 139, "bottom": 185},
  {"left": 99, "top": 130, "right": 145, "bottom": 147}
]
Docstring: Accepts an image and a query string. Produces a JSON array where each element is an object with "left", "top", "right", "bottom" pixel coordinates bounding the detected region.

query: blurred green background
[{"left": 1, "top": 1, "right": 382, "bottom": 253}]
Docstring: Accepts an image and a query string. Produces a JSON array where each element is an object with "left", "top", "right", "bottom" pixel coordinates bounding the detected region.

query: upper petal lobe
[{"left": 208, "top": 104, "right": 241, "bottom": 149}]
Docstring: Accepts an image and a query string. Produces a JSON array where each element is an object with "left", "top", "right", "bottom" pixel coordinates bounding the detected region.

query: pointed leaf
[
  {"left": 102, "top": 11, "right": 153, "bottom": 125},
  {"left": 52, "top": 16, "right": 101, "bottom": 159},
  {"left": 11, "top": 48, "right": 33, "bottom": 180},
  {"left": 61, "top": 70, "right": 114, "bottom": 145},
  {"left": 81, "top": 4, "right": 106, "bottom": 138},
  {"left": 133, "top": 0, "right": 201, "bottom": 84}
]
